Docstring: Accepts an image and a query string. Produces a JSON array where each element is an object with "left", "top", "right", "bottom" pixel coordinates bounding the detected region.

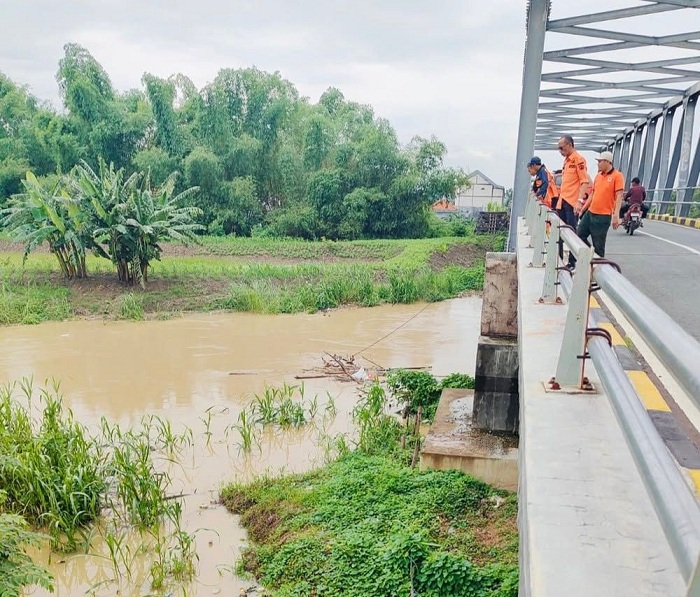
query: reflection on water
[{"left": 3, "top": 298, "right": 482, "bottom": 595}]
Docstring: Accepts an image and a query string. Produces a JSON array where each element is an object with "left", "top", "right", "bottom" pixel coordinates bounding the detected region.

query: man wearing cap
[
  {"left": 576, "top": 151, "right": 624, "bottom": 259},
  {"left": 527, "top": 156, "right": 549, "bottom": 203},
  {"left": 557, "top": 134, "right": 589, "bottom": 267}
]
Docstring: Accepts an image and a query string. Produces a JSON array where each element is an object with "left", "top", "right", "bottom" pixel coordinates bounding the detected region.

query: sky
[{"left": 0, "top": 1, "right": 697, "bottom": 189}]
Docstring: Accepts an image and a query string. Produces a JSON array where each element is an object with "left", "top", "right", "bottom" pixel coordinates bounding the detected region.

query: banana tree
[
  {"left": 72, "top": 159, "right": 202, "bottom": 286},
  {"left": 1, "top": 172, "right": 89, "bottom": 278}
]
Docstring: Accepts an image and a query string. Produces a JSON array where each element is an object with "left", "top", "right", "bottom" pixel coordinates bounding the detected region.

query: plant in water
[
  {"left": 353, "top": 381, "right": 402, "bottom": 455},
  {"left": 0, "top": 379, "right": 106, "bottom": 551},
  {"left": 0, "top": 491, "right": 54, "bottom": 597},
  {"left": 0, "top": 378, "right": 198, "bottom": 593},
  {"left": 234, "top": 409, "right": 259, "bottom": 454}
]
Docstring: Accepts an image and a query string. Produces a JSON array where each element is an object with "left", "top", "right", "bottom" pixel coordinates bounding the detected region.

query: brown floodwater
[{"left": 2, "top": 298, "right": 482, "bottom": 596}]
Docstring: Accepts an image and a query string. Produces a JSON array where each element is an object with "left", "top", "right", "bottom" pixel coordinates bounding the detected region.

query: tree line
[{"left": 0, "top": 43, "right": 469, "bottom": 241}]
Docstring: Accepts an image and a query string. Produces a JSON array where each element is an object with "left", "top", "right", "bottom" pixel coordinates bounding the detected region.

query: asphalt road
[{"left": 605, "top": 220, "right": 700, "bottom": 341}]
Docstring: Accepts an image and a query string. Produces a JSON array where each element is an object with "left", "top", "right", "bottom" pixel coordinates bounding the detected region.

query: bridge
[{"left": 506, "top": 2, "right": 700, "bottom": 595}]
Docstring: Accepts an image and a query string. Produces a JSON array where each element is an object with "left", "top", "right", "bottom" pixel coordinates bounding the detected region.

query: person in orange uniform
[
  {"left": 557, "top": 134, "right": 589, "bottom": 267},
  {"left": 576, "top": 151, "right": 623, "bottom": 259}
]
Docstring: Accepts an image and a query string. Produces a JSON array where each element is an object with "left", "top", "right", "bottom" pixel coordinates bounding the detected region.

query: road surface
[{"left": 606, "top": 220, "right": 700, "bottom": 341}]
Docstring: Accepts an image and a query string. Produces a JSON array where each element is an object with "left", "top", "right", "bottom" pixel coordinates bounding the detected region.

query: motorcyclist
[{"left": 620, "top": 177, "right": 648, "bottom": 224}]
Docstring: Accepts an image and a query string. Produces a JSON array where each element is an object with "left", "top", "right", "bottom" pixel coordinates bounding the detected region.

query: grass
[
  {"left": 0, "top": 234, "right": 503, "bottom": 324},
  {"left": 0, "top": 379, "right": 199, "bottom": 593},
  {"left": 220, "top": 382, "right": 518, "bottom": 597}
]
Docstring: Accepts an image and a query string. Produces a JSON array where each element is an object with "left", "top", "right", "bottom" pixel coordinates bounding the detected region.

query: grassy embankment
[
  {"left": 221, "top": 382, "right": 518, "bottom": 597},
  {"left": 0, "top": 234, "right": 503, "bottom": 324}
]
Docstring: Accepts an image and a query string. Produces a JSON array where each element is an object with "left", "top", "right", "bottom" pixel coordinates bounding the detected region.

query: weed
[
  {"left": 117, "top": 292, "right": 144, "bottom": 320},
  {"left": 0, "top": 379, "right": 199, "bottom": 593}
]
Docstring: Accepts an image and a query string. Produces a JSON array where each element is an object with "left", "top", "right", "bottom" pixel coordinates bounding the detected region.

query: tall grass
[
  {"left": 0, "top": 379, "right": 199, "bottom": 591},
  {"left": 231, "top": 383, "right": 336, "bottom": 453}
]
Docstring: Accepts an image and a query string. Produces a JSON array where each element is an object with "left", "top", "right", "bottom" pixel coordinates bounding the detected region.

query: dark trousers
[
  {"left": 557, "top": 201, "right": 579, "bottom": 266},
  {"left": 577, "top": 211, "right": 612, "bottom": 258}
]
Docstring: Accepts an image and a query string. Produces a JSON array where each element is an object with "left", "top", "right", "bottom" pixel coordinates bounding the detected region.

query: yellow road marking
[
  {"left": 626, "top": 370, "right": 671, "bottom": 412},
  {"left": 599, "top": 322, "right": 624, "bottom": 346},
  {"left": 589, "top": 296, "right": 600, "bottom": 308},
  {"left": 689, "top": 470, "right": 700, "bottom": 496}
]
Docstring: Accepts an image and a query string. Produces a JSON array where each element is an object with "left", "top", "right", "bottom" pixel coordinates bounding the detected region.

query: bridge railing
[
  {"left": 523, "top": 197, "right": 700, "bottom": 592},
  {"left": 644, "top": 186, "right": 700, "bottom": 217}
]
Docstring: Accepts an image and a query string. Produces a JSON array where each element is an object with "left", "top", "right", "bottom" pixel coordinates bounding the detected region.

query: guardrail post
[
  {"left": 540, "top": 213, "right": 560, "bottom": 303},
  {"left": 555, "top": 246, "right": 594, "bottom": 387},
  {"left": 530, "top": 204, "right": 547, "bottom": 267},
  {"left": 525, "top": 196, "right": 535, "bottom": 232}
]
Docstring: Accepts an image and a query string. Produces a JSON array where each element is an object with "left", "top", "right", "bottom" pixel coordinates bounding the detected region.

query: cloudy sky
[{"left": 0, "top": 1, "right": 696, "bottom": 188}]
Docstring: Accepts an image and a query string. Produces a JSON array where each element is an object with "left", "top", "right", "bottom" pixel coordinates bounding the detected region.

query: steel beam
[
  {"left": 509, "top": 0, "right": 550, "bottom": 251},
  {"left": 677, "top": 94, "right": 698, "bottom": 215},
  {"left": 628, "top": 125, "right": 645, "bottom": 183},
  {"left": 640, "top": 117, "right": 658, "bottom": 186}
]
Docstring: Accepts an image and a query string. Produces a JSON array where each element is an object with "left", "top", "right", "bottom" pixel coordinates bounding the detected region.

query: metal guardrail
[{"left": 523, "top": 197, "right": 700, "bottom": 592}]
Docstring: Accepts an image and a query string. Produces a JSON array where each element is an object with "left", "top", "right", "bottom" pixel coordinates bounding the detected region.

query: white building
[{"left": 455, "top": 170, "right": 505, "bottom": 213}]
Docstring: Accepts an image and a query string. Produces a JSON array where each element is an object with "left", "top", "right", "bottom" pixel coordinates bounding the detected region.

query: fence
[
  {"left": 523, "top": 197, "right": 700, "bottom": 592},
  {"left": 644, "top": 187, "right": 700, "bottom": 217}
]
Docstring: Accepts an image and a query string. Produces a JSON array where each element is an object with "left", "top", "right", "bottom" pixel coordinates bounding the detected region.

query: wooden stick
[{"left": 324, "top": 351, "right": 359, "bottom": 383}]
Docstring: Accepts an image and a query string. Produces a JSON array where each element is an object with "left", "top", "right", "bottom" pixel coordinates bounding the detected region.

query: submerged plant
[
  {"left": 0, "top": 378, "right": 198, "bottom": 593},
  {"left": 0, "top": 379, "right": 106, "bottom": 551}
]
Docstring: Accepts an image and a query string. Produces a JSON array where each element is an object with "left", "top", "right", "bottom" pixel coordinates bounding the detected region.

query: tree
[
  {"left": 1, "top": 171, "right": 89, "bottom": 278},
  {"left": 56, "top": 43, "right": 114, "bottom": 123},
  {"left": 132, "top": 147, "right": 178, "bottom": 187},
  {"left": 184, "top": 146, "right": 222, "bottom": 220},
  {"left": 307, "top": 169, "right": 348, "bottom": 237},
  {"left": 72, "top": 159, "right": 203, "bottom": 285},
  {"left": 142, "top": 74, "right": 179, "bottom": 155},
  {"left": 213, "top": 176, "right": 263, "bottom": 236}
]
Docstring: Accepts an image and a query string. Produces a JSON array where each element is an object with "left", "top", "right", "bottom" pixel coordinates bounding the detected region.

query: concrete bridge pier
[
  {"left": 473, "top": 252, "right": 519, "bottom": 434},
  {"left": 420, "top": 252, "right": 520, "bottom": 490}
]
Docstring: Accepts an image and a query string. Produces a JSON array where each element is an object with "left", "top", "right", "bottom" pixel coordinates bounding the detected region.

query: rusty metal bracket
[
  {"left": 591, "top": 258, "right": 622, "bottom": 273},
  {"left": 586, "top": 327, "right": 613, "bottom": 346}
]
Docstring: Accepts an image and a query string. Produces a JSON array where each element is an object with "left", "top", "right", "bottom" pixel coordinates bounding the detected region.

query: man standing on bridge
[
  {"left": 575, "top": 151, "right": 623, "bottom": 259},
  {"left": 557, "top": 134, "right": 589, "bottom": 268}
]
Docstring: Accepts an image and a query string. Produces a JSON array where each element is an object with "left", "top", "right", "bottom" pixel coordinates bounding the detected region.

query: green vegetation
[
  {"left": 0, "top": 505, "right": 54, "bottom": 597},
  {"left": 229, "top": 383, "right": 337, "bottom": 454},
  {"left": 221, "top": 382, "right": 517, "bottom": 596},
  {"left": 0, "top": 233, "right": 502, "bottom": 324},
  {"left": 1, "top": 45, "right": 474, "bottom": 242},
  {"left": 0, "top": 379, "right": 199, "bottom": 593},
  {"left": 388, "top": 369, "right": 475, "bottom": 421},
  {"left": 2, "top": 159, "right": 203, "bottom": 286}
]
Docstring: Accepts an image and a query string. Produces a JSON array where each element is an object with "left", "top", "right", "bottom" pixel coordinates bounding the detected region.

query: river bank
[{"left": 0, "top": 235, "right": 502, "bottom": 324}]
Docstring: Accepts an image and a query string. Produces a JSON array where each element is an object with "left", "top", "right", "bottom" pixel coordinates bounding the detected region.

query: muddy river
[{"left": 2, "top": 298, "right": 482, "bottom": 595}]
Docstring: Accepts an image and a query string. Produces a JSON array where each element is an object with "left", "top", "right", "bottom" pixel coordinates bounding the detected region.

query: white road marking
[{"left": 637, "top": 230, "right": 700, "bottom": 256}]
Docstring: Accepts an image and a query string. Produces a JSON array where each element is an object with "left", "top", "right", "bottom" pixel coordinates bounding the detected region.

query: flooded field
[{"left": 0, "top": 297, "right": 482, "bottom": 595}]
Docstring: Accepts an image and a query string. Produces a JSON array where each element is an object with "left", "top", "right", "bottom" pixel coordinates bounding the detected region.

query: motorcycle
[{"left": 624, "top": 203, "right": 643, "bottom": 235}]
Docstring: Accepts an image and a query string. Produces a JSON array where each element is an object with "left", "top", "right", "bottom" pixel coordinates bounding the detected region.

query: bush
[{"left": 388, "top": 370, "right": 475, "bottom": 421}]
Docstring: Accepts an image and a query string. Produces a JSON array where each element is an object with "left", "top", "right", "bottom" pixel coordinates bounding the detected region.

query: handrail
[
  {"left": 556, "top": 206, "right": 700, "bottom": 404},
  {"left": 526, "top": 200, "right": 700, "bottom": 587},
  {"left": 559, "top": 272, "right": 700, "bottom": 581}
]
